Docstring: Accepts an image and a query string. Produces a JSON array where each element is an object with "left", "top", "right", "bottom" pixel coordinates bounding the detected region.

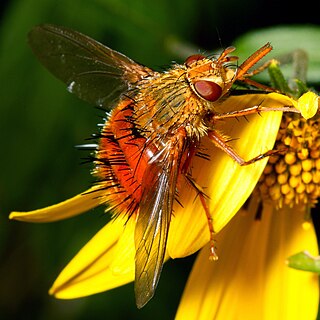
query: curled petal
[
  {"left": 50, "top": 216, "right": 135, "bottom": 298},
  {"left": 176, "top": 203, "right": 319, "bottom": 319},
  {"left": 9, "top": 187, "right": 105, "bottom": 222},
  {"left": 168, "top": 93, "right": 291, "bottom": 258},
  {"left": 297, "top": 91, "right": 319, "bottom": 120}
]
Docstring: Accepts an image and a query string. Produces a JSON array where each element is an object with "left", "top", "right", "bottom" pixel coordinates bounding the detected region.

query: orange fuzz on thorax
[{"left": 132, "top": 59, "right": 236, "bottom": 140}]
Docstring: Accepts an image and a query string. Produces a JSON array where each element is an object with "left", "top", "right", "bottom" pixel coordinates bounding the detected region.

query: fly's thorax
[{"left": 133, "top": 66, "right": 211, "bottom": 140}]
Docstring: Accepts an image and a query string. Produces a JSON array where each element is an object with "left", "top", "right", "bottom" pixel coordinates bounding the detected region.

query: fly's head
[{"left": 185, "top": 47, "right": 239, "bottom": 104}]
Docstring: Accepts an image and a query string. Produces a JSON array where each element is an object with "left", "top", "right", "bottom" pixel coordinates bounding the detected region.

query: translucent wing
[
  {"left": 134, "top": 148, "right": 181, "bottom": 308},
  {"left": 28, "top": 24, "right": 153, "bottom": 108}
]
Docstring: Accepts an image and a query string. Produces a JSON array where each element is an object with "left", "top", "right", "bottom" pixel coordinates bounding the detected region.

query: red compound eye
[
  {"left": 185, "top": 54, "right": 206, "bottom": 67},
  {"left": 194, "top": 80, "right": 222, "bottom": 102}
]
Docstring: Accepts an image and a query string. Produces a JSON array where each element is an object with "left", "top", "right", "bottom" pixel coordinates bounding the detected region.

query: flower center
[{"left": 257, "top": 113, "right": 320, "bottom": 208}]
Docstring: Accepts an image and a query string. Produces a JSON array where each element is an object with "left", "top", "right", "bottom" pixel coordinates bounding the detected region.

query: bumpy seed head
[{"left": 257, "top": 113, "right": 320, "bottom": 208}]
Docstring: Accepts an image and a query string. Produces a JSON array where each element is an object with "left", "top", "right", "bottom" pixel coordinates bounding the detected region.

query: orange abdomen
[{"left": 94, "top": 99, "right": 158, "bottom": 216}]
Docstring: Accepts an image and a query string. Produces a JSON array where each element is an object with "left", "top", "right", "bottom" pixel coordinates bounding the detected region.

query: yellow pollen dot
[
  {"left": 289, "top": 175, "right": 300, "bottom": 188},
  {"left": 292, "top": 121, "right": 303, "bottom": 132},
  {"left": 281, "top": 184, "right": 292, "bottom": 195},
  {"left": 275, "top": 160, "right": 287, "bottom": 174},
  {"left": 263, "top": 164, "right": 273, "bottom": 174},
  {"left": 283, "top": 136, "right": 292, "bottom": 146},
  {"left": 265, "top": 174, "right": 276, "bottom": 187},
  {"left": 316, "top": 158, "right": 320, "bottom": 170},
  {"left": 258, "top": 183, "right": 269, "bottom": 195},
  {"left": 302, "top": 171, "right": 313, "bottom": 184},
  {"left": 313, "top": 171, "right": 320, "bottom": 184},
  {"left": 297, "top": 148, "right": 309, "bottom": 160},
  {"left": 277, "top": 172, "right": 288, "bottom": 184},
  {"left": 298, "top": 194, "right": 307, "bottom": 204},
  {"left": 268, "top": 155, "right": 279, "bottom": 164},
  {"left": 285, "top": 189, "right": 295, "bottom": 200},
  {"left": 296, "top": 183, "right": 305, "bottom": 194},
  {"left": 306, "top": 184, "right": 316, "bottom": 194},
  {"left": 310, "top": 149, "right": 320, "bottom": 158},
  {"left": 291, "top": 119, "right": 301, "bottom": 128},
  {"left": 284, "top": 152, "right": 296, "bottom": 165},
  {"left": 269, "top": 185, "right": 281, "bottom": 200},
  {"left": 301, "top": 159, "right": 313, "bottom": 171},
  {"left": 289, "top": 163, "right": 302, "bottom": 176}
]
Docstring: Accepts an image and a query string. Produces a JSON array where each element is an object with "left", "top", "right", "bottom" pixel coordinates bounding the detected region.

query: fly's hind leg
[{"left": 185, "top": 175, "right": 218, "bottom": 261}]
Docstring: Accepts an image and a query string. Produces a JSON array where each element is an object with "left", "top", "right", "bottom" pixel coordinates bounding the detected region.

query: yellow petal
[
  {"left": 9, "top": 186, "right": 105, "bottom": 222},
  {"left": 267, "top": 91, "right": 297, "bottom": 107},
  {"left": 50, "top": 216, "right": 135, "bottom": 298},
  {"left": 168, "top": 93, "right": 291, "bottom": 258},
  {"left": 175, "top": 202, "right": 319, "bottom": 320},
  {"left": 297, "top": 91, "right": 319, "bottom": 120}
]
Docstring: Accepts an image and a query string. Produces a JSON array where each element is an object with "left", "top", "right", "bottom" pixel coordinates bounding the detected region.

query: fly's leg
[
  {"left": 237, "top": 57, "right": 276, "bottom": 92},
  {"left": 211, "top": 104, "right": 299, "bottom": 121},
  {"left": 198, "top": 192, "right": 218, "bottom": 260},
  {"left": 181, "top": 145, "right": 218, "bottom": 261},
  {"left": 235, "top": 43, "right": 272, "bottom": 80},
  {"left": 182, "top": 129, "right": 279, "bottom": 260},
  {"left": 185, "top": 176, "right": 218, "bottom": 261},
  {"left": 207, "top": 129, "right": 281, "bottom": 166}
]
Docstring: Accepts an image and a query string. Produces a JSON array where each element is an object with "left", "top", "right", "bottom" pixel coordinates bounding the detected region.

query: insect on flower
[{"left": 27, "top": 24, "right": 295, "bottom": 308}]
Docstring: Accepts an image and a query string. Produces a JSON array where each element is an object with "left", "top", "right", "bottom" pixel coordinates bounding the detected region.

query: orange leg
[
  {"left": 207, "top": 129, "right": 281, "bottom": 166},
  {"left": 198, "top": 192, "right": 218, "bottom": 261},
  {"left": 236, "top": 43, "right": 272, "bottom": 79},
  {"left": 211, "top": 104, "right": 299, "bottom": 121},
  {"left": 185, "top": 175, "right": 218, "bottom": 260}
]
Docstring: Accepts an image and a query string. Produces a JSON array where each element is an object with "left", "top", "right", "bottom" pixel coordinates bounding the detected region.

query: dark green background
[{"left": 1, "top": 0, "right": 319, "bottom": 319}]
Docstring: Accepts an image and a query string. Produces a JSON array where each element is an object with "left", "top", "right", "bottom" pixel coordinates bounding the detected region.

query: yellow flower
[
  {"left": 10, "top": 93, "right": 296, "bottom": 306},
  {"left": 175, "top": 203, "right": 319, "bottom": 320},
  {"left": 176, "top": 93, "right": 320, "bottom": 319}
]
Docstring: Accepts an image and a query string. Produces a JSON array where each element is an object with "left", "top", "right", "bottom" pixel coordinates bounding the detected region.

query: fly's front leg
[
  {"left": 211, "top": 104, "right": 299, "bottom": 121},
  {"left": 237, "top": 58, "right": 277, "bottom": 92}
]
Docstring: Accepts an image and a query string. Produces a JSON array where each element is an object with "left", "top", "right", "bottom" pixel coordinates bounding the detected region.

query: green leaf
[
  {"left": 267, "top": 59, "right": 292, "bottom": 94},
  {"left": 287, "top": 251, "right": 320, "bottom": 273}
]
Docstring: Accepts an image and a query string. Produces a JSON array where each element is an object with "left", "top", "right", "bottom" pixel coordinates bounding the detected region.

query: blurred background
[{"left": 1, "top": 0, "right": 319, "bottom": 319}]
